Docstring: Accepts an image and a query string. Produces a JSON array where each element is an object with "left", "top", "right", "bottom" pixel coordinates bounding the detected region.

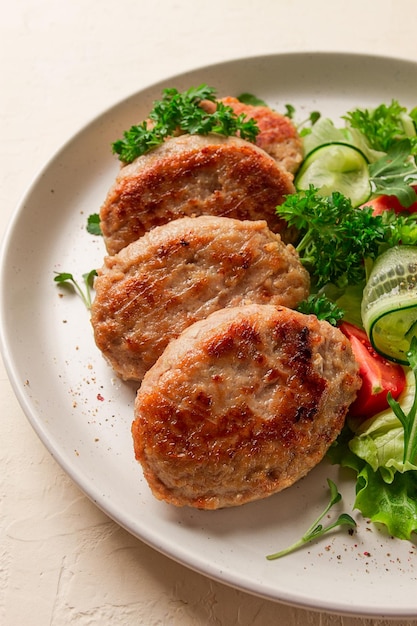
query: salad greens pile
[
  {"left": 343, "top": 100, "right": 417, "bottom": 155},
  {"left": 300, "top": 104, "right": 417, "bottom": 206},
  {"left": 278, "top": 99, "right": 417, "bottom": 543},
  {"left": 328, "top": 346, "right": 417, "bottom": 540}
]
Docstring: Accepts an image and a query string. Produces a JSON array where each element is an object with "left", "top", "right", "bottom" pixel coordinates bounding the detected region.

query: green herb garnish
[
  {"left": 284, "top": 103, "right": 296, "bottom": 119},
  {"left": 297, "top": 293, "right": 345, "bottom": 325},
  {"left": 284, "top": 104, "right": 321, "bottom": 135},
  {"left": 378, "top": 209, "right": 417, "bottom": 249},
  {"left": 277, "top": 186, "right": 386, "bottom": 288},
  {"left": 54, "top": 270, "right": 97, "bottom": 309},
  {"left": 112, "top": 84, "right": 259, "bottom": 163},
  {"left": 266, "top": 479, "right": 356, "bottom": 560},
  {"left": 343, "top": 100, "right": 417, "bottom": 154},
  {"left": 387, "top": 337, "right": 417, "bottom": 465},
  {"left": 277, "top": 184, "right": 417, "bottom": 290},
  {"left": 86, "top": 213, "right": 102, "bottom": 236},
  {"left": 237, "top": 92, "right": 268, "bottom": 107}
]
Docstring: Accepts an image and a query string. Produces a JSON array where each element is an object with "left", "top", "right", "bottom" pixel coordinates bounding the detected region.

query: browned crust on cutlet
[
  {"left": 132, "top": 304, "right": 361, "bottom": 510},
  {"left": 219, "top": 96, "right": 303, "bottom": 174},
  {"left": 199, "top": 96, "right": 303, "bottom": 173},
  {"left": 91, "top": 216, "right": 310, "bottom": 381},
  {"left": 100, "top": 134, "right": 295, "bottom": 255}
]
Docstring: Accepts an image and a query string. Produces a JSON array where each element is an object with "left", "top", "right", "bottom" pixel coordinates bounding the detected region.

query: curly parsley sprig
[
  {"left": 277, "top": 186, "right": 386, "bottom": 289},
  {"left": 343, "top": 100, "right": 417, "bottom": 155},
  {"left": 296, "top": 293, "right": 345, "bottom": 326},
  {"left": 112, "top": 84, "right": 259, "bottom": 163}
]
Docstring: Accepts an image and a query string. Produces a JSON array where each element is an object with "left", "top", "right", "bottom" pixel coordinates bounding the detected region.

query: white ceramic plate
[{"left": 1, "top": 52, "right": 417, "bottom": 618}]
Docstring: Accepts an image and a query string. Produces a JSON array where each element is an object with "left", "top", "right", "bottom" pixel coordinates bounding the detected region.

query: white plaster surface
[{"left": 2, "top": 1, "right": 417, "bottom": 624}]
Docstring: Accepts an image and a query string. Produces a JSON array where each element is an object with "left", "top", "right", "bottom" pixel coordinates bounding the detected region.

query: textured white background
[{"left": 2, "top": 1, "right": 417, "bottom": 624}]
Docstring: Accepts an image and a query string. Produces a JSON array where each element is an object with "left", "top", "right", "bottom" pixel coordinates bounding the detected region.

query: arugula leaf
[
  {"left": 296, "top": 293, "right": 345, "bottom": 326},
  {"left": 266, "top": 479, "right": 356, "bottom": 559},
  {"left": 54, "top": 270, "right": 97, "bottom": 309},
  {"left": 369, "top": 140, "right": 417, "bottom": 207},
  {"left": 86, "top": 213, "right": 102, "bottom": 236},
  {"left": 112, "top": 84, "right": 259, "bottom": 163},
  {"left": 387, "top": 337, "right": 417, "bottom": 465}
]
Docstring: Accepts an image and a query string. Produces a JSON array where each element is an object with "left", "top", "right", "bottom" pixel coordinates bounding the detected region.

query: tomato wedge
[
  {"left": 360, "top": 185, "right": 417, "bottom": 215},
  {"left": 339, "top": 321, "right": 406, "bottom": 420}
]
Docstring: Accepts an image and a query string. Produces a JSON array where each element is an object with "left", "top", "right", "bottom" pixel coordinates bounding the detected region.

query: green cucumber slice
[
  {"left": 362, "top": 245, "right": 417, "bottom": 364},
  {"left": 295, "top": 142, "right": 371, "bottom": 207}
]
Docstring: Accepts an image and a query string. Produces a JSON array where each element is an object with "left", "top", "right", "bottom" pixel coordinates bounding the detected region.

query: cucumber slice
[
  {"left": 362, "top": 245, "right": 417, "bottom": 364},
  {"left": 295, "top": 142, "right": 371, "bottom": 207}
]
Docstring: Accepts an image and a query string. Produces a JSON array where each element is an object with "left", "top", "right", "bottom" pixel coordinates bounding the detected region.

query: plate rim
[{"left": 2, "top": 50, "right": 417, "bottom": 619}]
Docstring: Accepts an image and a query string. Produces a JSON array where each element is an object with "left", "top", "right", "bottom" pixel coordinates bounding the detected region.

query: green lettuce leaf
[
  {"left": 302, "top": 118, "right": 350, "bottom": 156},
  {"left": 329, "top": 434, "right": 417, "bottom": 540},
  {"left": 328, "top": 363, "right": 417, "bottom": 540},
  {"left": 317, "top": 282, "right": 364, "bottom": 328},
  {"left": 347, "top": 369, "right": 417, "bottom": 480},
  {"left": 334, "top": 283, "right": 364, "bottom": 328},
  {"left": 302, "top": 117, "right": 385, "bottom": 162},
  {"left": 355, "top": 464, "right": 417, "bottom": 540}
]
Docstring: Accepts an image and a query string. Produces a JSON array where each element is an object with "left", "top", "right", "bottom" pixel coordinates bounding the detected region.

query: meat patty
[
  {"left": 132, "top": 304, "right": 361, "bottom": 510},
  {"left": 202, "top": 96, "right": 303, "bottom": 174},
  {"left": 100, "top": 133, "right": 296, "bottom": 255},
  {"left": 91, "top": 216, "right": 309, "bottom": 381}
]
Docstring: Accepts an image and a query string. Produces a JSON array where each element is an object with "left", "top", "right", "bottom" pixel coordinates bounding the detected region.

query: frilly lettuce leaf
[
  {"left": 347, "top": 369, "right": 417, "bottom": 479},
  {"left": 329, "top": 434, "right": 417, "bottom": 540},
  {"left": 355, "top": 464, "right": 417, "bottom": 540},
  {"left": 328, "top": 367, "right": 417, "bottom": 540},
  {"left": 318, "top": 282, "right": 364, "bottom": 329},
  {"left": 302, "top": 117, "right": 385, "bottom": 162},
  {"left": 334, "top": 283, "right": 364, "bottom": 328},
  {"left": 347, "top": 127, "right": 386, "bottom": 163},
  {"left": 302, "top": 118, "right": 350, "bottom": 156}
]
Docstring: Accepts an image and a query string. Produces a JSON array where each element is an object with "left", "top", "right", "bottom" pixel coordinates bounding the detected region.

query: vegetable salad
[
  {"left": 56, "top": 85, "right": 417, "bottom": 549},
  {"left": 279, "top": 99, "right": 417, "bottom": 541}
]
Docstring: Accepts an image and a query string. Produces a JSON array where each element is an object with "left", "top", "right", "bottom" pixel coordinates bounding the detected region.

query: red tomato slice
[
  {"left": 339, "top": 321, "right": 406, "bottom": 420},
  {"left": 361, "top": 185, "right": 417, "bottom": 215}
]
